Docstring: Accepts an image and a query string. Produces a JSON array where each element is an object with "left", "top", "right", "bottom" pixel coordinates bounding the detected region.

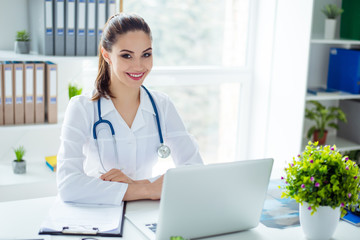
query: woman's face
[{"left": 104, "top": 30, "right": 153, "bottom": 89}]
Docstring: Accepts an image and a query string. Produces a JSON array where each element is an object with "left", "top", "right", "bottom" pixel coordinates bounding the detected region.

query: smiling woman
[{"left": 56, "top": 13, "right": 203, "bottom": 205}]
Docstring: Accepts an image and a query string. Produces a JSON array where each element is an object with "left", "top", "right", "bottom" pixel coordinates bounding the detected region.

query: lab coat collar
[
  {"left": 98, "top": 87, "right": 156, "bottom": 132},
  {"left": 131, "top": 87, "right": 156, "bottom": 132},
  {"left": 139, "top": 86, "right": 156, "bottom": 116}
]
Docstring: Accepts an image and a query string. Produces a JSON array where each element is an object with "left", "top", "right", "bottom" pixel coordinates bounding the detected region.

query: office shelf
[
  {"left": 306, "top": 92, "right": 360, "bottom": 101},
  {"left": 311, "top": 37, "right": 360, "bottom": 46},
  {"left": 302, "top": 135, "right": 360, "bottom": 153},
  {"left": 0, "top": 50, "right": 97, "bottom": 61}
]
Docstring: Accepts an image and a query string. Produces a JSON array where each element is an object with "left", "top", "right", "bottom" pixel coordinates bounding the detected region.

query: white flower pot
[
  {"left": 324, "top": 19, "right": 336, "bottom": 39},
  {"left": 299, "top": 202, "right": 340, "bottom": 240}
]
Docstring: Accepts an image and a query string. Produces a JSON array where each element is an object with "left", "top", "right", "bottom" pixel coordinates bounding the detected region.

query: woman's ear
[{"left": 101, "top": 47, "right": 111, "bottom": 65}]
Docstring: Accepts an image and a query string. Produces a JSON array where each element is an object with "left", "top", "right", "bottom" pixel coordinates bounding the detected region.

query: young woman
[{"left": 57, "top": 13, "right": 203, "bottom": 205}]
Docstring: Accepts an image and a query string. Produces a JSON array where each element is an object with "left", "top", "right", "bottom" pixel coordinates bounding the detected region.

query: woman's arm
[
  {"left": 100, "top": 169, "right": 163, "bottom": 200},
  {"left": 57, "top": 97, "right": 128, "bottom": 205}
]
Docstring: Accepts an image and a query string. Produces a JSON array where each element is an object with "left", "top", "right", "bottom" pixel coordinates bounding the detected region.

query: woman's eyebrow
[{"left": 119, "top": 47, "right": 152, "bottom": 53}]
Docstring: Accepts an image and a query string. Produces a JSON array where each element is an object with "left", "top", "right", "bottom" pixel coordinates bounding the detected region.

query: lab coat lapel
[
  {"left": 99, "top": 97, "right": 115, "bottom": 117},
  {"left": 131, "top": 87, "right": 156, "bottom": 132}
]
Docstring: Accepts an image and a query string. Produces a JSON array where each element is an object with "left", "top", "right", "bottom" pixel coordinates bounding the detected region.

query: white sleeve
[
  {"left": 163, "top": 97, "right": 204, "bottom": 166},
  {"left": 56, "top": 97, "right": 128, "bottom": 205}
]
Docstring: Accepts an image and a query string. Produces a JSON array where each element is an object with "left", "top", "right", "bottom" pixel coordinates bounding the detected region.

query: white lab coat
[{"left": 57, "top": 87, "right": 203, "bottom": 205}]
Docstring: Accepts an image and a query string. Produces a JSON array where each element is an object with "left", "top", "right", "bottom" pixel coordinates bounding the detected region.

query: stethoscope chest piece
[{"left": 158, "top": 144, "right": 171, "bottom": 158}]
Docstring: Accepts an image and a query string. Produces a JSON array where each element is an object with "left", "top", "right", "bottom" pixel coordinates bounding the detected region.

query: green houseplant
[
  {"left": 305, "top": 100, "right": 347, "bottom": 145},
  {"left": 68, "top": 83, "right": 83, "bottom": 99},
  {"left": 281, "top": 141, "right": 360, "bottom": 239},
  {"left": 14, "top": 30, "right": 30, "bottom": 54},
  {"left": 321, "top": 4, "right": 344, "bottom": 39},
  {"left": 12, "top": 145, "right": 26, "bottom": 174},
  {"left": 321, "top": 4, "right": 344, "bottom": 19}
]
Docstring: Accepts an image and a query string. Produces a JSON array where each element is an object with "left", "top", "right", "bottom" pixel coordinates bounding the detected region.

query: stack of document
[{"left": 39, "top": 197, "right": 126, "bottom": 236}]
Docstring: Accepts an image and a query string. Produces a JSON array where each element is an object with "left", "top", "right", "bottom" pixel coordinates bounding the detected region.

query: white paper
[
  {"left": 57, "top": 0, "right": 64, "bottom": 29},
  {"left": 50, "top": 68, "right": 57, "bottom": 97},
  {"left": 68, "top": 1, "right": 75, "bottom": 29},
  {"left": 45, "top": 0, "right": 53, "bottom": 29},
  {"left": 4, "top": 68, "right": 12, "bottom": 98},
  {"left": 36, "top": 67, "right": 44, "bottom": 99},
  {"left": 98, "top": 1, "right": 106, "bottom": 28},
  {"left": 88, "top": 1, "right": 95, "bottom": 29},
  {"left": 26, "top": 66, "right": 34, "bottom": 98},
  {"left": 108, "top": 0, "right": 116, "bottom": 17},
  {"left": 40, "top": 197, "right": 124, "bottom": 233},
  {"left": 15, "top": 67, "right": 23, "bottom": 99},
  {"left": 78, "top": 1, "right": 86, "bottom": 29}
]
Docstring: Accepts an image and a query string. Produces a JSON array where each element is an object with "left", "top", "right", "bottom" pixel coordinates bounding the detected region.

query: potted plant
[
  {"left": 305, "top": 100, "right": 347, "bottom": 145},
  {"left": 14, "top": 30, "right": 30, "bottom": 54},
  {"left": 12, "top": 145, "right": 26, "bottom": 174},
  {"left": 321, "top": 4, "right": 344, "bottom": 39},
  {"left": 281, "top": 142, "right": 360, "bottom": 239},
  {"left": 68, "top": 83, "right": 83, "bottom": 99}
]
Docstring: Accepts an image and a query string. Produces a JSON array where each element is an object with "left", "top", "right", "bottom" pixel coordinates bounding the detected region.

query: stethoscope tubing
[{"left": 93, "top": 85, "right": 170, "bottom": 173}]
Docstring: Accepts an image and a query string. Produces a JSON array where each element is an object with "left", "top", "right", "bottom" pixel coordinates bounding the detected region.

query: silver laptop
[{"left": 126, "top": 158, "right": 273, "bottom": 240}]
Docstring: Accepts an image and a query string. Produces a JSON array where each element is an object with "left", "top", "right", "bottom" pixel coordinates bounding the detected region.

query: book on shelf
[{"left": 307, "top": 87, "right": 340, "bottom": 96}]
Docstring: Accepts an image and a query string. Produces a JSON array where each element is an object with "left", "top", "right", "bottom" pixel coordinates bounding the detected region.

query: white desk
[{"left": 0, "top": 196, "right": 359, "bottom": 240}]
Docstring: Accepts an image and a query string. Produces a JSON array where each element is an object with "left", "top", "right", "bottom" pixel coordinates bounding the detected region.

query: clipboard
[{"left": 39, "top": 198, "right": 127, "bottom": 237}]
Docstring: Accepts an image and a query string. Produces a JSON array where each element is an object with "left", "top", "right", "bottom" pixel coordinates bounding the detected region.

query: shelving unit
[
  {"left": 306, "top": 92, "right": 360, "bottom": 101},
  {"left": 302, "top": 0, "right": 360, "bottom": 154}
]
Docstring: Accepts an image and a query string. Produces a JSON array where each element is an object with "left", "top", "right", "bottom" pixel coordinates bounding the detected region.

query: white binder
[
  {"left": 13, "top": 61, "right": 25, "bottom": 125},
  {"left": 0, "top": 62, "right": 3, "bottom": 125},
  {"left": 96, "top": 0, "right": 106, "bottom": 54},
  {"left": 44, "top": 0, "right": 55, "bottom": 55},
  {"left": 45, "top": 61, "right": 58, "bottom": 124},
  {"left": 86, "top": 0, "right": 96, "bottom": 56},
  {"left": 3, "top": 61, "right": 14, "bottom": 125},
  {"left": 76, "top": 0, "right": 86, "bottom": 56},
  {"left": 65, "top": 0, "right": 76, "bottom": 55},
  {"left": 35, "top": 62, "right": 45, "bottom": 123},
  {"left": 106, "top": 0, "right": 116, "bottom": 20},
  {"left": 24, "top": 62, "right": 35, "bottom": 124},
  {"left": 55, "top": 0, "right": 65, "bottom": 55}
]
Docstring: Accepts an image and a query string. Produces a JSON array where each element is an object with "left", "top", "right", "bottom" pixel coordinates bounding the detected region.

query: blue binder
[{"left": 327, "top": 48, "right": 360, "bottom": 94}]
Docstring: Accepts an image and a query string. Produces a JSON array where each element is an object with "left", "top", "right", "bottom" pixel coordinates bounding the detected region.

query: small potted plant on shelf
[
  {"left": 68, "top": 83, "right": 83, "bottom": 100},
  {"left": 14, "top": 30, "right": 30, "bottom": 54},
  {"left": 281, "top": 141, "right": 360, "bottom": 240},
  {"left": 305, "top": 100, "right": 347, "bottom": 145},
  {"left": 321, "top": 4, "right": 344, "bottom": 39},
  {"left": 12, "top": 145, "right": 26, "bottom": 174}
]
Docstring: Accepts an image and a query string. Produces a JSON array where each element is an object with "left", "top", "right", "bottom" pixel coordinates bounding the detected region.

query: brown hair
[{"left": 92, "top": 13, "right": 152, "bottom": 101}]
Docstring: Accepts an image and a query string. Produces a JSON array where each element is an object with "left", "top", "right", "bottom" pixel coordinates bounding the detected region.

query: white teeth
[{"left": 129, "top": 73, "right": 143, "bottom": 77}]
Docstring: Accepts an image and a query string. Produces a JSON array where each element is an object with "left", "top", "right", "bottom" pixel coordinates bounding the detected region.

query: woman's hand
[
  {"left": 123, "top": 175, "right": 164, "bottom": 201},
  {"left": 100, "top": 168, "right": 134, "bottom": 184},
  {"left": 148, "top": 175, "right": 164, "bottom": 200}
]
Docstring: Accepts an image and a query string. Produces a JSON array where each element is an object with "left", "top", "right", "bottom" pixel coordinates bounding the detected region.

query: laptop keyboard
[{"left": 146, "top": 223, "right": 157, "bottom": 233}]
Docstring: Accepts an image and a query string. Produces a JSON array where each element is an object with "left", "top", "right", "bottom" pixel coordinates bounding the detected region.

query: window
[
  {"left": 121, "top": 0, "right": 252, "bottom": 173},
  {"left": 124, "top": 0, "right": 250, "bottom": 67}
]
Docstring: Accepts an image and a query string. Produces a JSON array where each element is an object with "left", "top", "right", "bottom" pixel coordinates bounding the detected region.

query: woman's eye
[
  {"left": 143, "top": 52, "right": 152, "bottom": 58},
  {"left": 121, "top": 54, "right": 131, "bottom": 59}
]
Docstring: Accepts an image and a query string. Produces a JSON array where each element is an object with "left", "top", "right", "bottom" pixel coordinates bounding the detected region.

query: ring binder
[{"left": 62, "top": 226, "right": 99, "bottom": 235}]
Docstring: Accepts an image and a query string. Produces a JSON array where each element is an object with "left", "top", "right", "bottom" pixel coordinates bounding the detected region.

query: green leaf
[{"left": 307, "top": 126, "right": 316, "bottom": 139}]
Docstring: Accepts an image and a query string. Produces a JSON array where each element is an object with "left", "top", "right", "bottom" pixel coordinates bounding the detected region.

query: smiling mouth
[{"left": 126, "top": 72, "right": 145, "bottom": 81}]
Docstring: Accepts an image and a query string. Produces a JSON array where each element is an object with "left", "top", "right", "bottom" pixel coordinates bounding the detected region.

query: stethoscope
[{"left": 93, "top": 85, "right": 171, "bottom": 173}]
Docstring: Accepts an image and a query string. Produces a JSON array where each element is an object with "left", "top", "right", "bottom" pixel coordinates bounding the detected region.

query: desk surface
[{"left": 0, "top": 196, "right": 359, "bottom": 240}]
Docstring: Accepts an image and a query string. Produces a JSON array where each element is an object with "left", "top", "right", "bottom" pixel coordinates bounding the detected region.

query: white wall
[
  {"left": 0, "top": 0, "right": 29, "bottom": 50},
  {"left": 248, "top": 0, "right": 313, "bottom": 178}
]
